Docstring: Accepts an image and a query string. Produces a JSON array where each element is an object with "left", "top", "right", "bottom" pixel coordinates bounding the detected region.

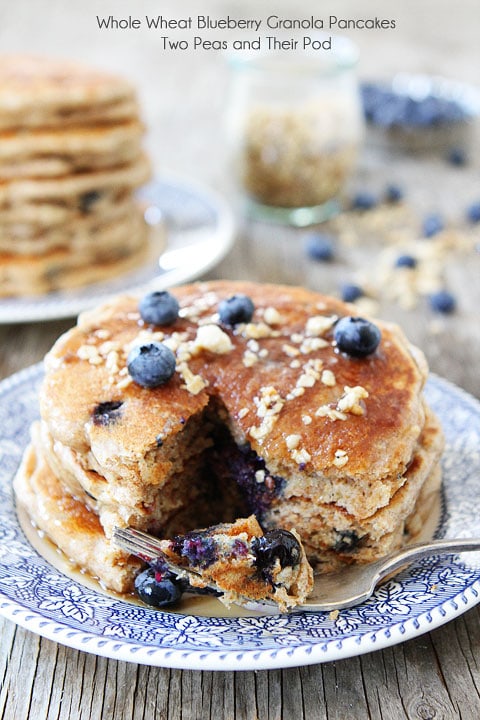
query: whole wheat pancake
[
  {"left": 0, "top": 198, "right": 146, "bottom": 254},
  {"left": 0, "top": 189, "right": 133, "bottom": 230},
  {"left": 0, "top": 54, "right": 138, "bottom": 130},
  {"left": 0, "top": 54, "right": 151, "bottom": 297},
  {"left": 13, "top": 432, "right": 142, "bottom": 594},
  {"left": 0, "top": 214, "right": 150, "bottom": 296},
  {"left": 0, "top": 152, "right": 150, "bottom": 205},
  {"left": 0, "top": 120, "right": 144, "bottom": 178},
  {"left": 17, "top": 280, "right": 443, "bottom": 593}
]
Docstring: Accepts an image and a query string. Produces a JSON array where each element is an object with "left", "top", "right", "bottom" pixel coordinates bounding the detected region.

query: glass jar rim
[{"left": 227, "top": 34, "right": 358, "bottom": 75}]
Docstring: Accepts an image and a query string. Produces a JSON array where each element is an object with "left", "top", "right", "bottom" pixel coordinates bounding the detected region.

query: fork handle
[{"left": 374, "top": 537, "right": 480, "bottom": 584}]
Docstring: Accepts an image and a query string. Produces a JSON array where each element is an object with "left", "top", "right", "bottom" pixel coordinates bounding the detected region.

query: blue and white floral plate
[
  {"left": 0, "top": 175, "right": 235, "bottom": 324},
  {"left": 0, "top": 367, "right": 479, "bottom": 671}
]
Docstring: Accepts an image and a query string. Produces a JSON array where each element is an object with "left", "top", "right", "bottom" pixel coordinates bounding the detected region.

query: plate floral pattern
[{"left": 0, "top": 366, "right": 479, "bottom": 671}]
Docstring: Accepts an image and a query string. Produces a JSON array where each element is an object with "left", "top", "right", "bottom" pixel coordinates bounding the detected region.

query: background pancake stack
[{"left": 0, "top": 54, "right": 151, "bottom": 297}]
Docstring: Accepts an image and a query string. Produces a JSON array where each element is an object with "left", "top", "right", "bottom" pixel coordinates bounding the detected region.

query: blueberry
[
  {"left": 304, "top": 233, "right": 335, "bottom": 262},
  {"left": 333, "top": 530, "right": 362, "bottom": 553},
  {"left": 172, "top": 533, "right": 217, "bottom": 569},
  {"left": 384, "top": 183, "right": 404, "bottom": 203},
  {"left": 218, "top": 294, "right": 254, "bottom": 326},
  {"left": 351, "top": 191, "right": 378, "bottom": 211},
  {"left": 466, "top": 201, "right": 480, "bottom": 224},
  {"left": 139, "top": 291, "right": 179, "bottom": 326},
  {"left": 340, "top": 283, "right": 364, "bottom": 303},
  {"left": 395, "top": 254, "right": 417, "bottom": 269},
  {"left": 92, "top": 400, "right": 123, "bottom": 426},
  {"left": 447, "top": 147, "right": 467, "bottom": 166},
  {"left": 79, "top": 190, "right": 101, "bottom": 213},
  {"left": 134, "top": 567, "right": 182, "bottom": 607},
  {"left": 252, "top": 529, "right": 301, "bottom": 573},
  {"left": 127, "top": 342, "right": 176, "bottom": 388},
  {"left": 334, "top": 316, "right": 381, "bottom": 358},
  {"left": 422, "top": 213, "right": 444, "bottom": 238},
  {"left": 428, "top": 290, "right": 456, "bottom": 314}
]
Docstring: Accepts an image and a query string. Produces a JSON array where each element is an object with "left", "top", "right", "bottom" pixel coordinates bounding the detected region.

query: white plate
[
  {"left": 0, "top": 176, "right": 235, "bottom": 324},
  {"left": 0, "top": 368, "right": 479, "bottom": 671}
]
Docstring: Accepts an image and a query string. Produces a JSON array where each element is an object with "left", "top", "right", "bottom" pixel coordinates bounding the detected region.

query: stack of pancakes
[
  {"left": 0, "top": 54, "right": 151, "bottom": 296},
  {"left": 14, "top": 281, "right": 444, "bottom": 594}
]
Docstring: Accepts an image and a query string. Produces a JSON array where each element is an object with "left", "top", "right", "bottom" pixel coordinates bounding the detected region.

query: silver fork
[
  {"left": 113, "top": 526, "right": 203, "bottom": 583},
  {"left": 302, "top": 537, "right": 480, "bottom": 611},
  {"left": 113, "top": 527, "right": 480, "bottom": 612}
]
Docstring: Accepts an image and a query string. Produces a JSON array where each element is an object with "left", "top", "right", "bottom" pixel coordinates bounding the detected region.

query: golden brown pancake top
[{"left": 40, "top": 281, "right": 429, "bottom": 484}]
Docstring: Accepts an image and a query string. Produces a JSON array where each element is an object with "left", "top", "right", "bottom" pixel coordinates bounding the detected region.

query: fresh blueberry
[
  {"left": 466, "top": 201, "right": 480, "bottom": 224},
  {"left": 351, "top": 191, "right": 378, "bottom": 211},
  {"left": 252, "top": 529, "right": 301, "bottom": 573},
  {"left": 422, "top": 213, "right": 444, "bottom": 238},
  {"left": 384, "top": 183, "right": 404, "bottom": 203},
  {"left": 395, "top": 254, "right": 417, "bottom": 269},
  {"left": 340, "top": 283, "right": 364, "bottom": 303},
  {"left": 79, "top": 190, "right": 101, "bottom": 213},
  {"left": 92, "top": 401, "right": 123, "bottom": 426},
  {"left": 304, "top": 233, "right": 335, "bottom": 262},
  {"left": 429, "top": 290, "right": 456, "bottom": 314},
  {"left": 218, "top": 294, "right": 254, "bottom": 326},
  {"left": 134, "top": 567, "right": 182, "bottom": 607},
  {"left": 139, "top": 291, "right": 179, "bottom": 326},
  {"left": 127, "top": 342, "right": 176, "bottom": 388},
  {"left": 447, "top": 147, "right": 467, "bottom": 166},
  {"left": 334, "top": 316, "right": 381, "bottom": 358}
]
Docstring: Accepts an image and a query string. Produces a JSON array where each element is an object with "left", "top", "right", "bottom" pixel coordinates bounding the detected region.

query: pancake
[
  {"left": 0, "top": 197, "right": 143, "bottom": 254},
  {"left": 0, "top": 152, "right": 150, "bottom": 205},
  {"left": 0, "top": 121, "right": 145, "bottom": 178},
  {"left": 0, "top": 54, "right": 151, "bottom": 296},
  {"left": 13, "top": 430, "right": 142, "bottom": 594},
  {"left": 0, "top": 54, "right": 137, "bottom": 130},
  {"left": 0, "top": 213, "right": 150, "bottom": 296},
  {"left": 13, "top": 281, "right": 444, "bottom": 606}
]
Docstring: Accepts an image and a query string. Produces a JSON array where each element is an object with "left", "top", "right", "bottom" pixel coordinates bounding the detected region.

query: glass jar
[{"left": 226, "top": 36, "right": 364, "bottom": 226}]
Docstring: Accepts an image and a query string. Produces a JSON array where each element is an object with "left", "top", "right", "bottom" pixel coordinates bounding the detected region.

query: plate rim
[
  {"left": 0, "top": 366, "right": 479, "bottom": 671},
  {"left": 0, "top": 174, "right": 235, "bottom": 324}
]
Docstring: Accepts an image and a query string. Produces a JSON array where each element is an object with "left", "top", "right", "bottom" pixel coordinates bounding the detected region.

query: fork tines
[{"left": 112, "top": 526, "right": 166, "bottom": 562}]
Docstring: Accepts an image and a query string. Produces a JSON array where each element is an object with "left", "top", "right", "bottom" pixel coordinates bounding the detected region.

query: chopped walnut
[
  {"left": 285, "top": 434, "right": 301, "bottom": 450},
  {"left": 263, "top": 306, "right": 284, "bottom": 325},
  {"left": 333, "top": 449, "right": 349, "bottom": 467},
  {"left": 177, "top": 362, "right": 208, "bottom": 395},
  {"left": 321, "top": 369, "right": 336, "bottom": 387},
  {"left": 291, "top": 447, "right": 311, "bottom": 465},
  {"left": 191, "top": 324, "right": 233, "bottom": 355},
  {"left": 255, "top": 469, "right": 266, "bottom": 483},
  {"left": 336, "top": 385, "right": 369, "bottom": 415},
  {"left": 249, "top": 386, "right": 285, "bottom": 443},
  {"left": 243, "top": 350, "right": 259, "bottom": 367},
  {"left": 305, "top": 315, "right": 337, "bottom": 337},
  {"left": 315, "top": 405, "right": 348, "bottom": 421}
]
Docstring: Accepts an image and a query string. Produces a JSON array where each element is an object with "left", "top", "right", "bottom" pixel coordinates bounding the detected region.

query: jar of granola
[{"left": 226, "top": 36, "right": 364, "bottom": 226}]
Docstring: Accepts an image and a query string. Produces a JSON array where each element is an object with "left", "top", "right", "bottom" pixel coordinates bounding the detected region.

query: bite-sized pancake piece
[{"left": 138, "top": 516, "right": 314, "bottom": 611}]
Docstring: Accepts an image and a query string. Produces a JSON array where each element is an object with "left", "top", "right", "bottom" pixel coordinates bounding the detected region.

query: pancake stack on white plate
[{"left": 0, "top": 54, "right": 152, "bottom": 297}]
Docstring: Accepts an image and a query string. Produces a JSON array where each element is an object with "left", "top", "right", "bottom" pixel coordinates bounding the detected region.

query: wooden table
[{"left": 1, "top": 0, "right": 480, "bottom": 717}]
